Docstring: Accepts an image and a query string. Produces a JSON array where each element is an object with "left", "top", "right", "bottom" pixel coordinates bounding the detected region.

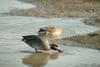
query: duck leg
[
  {"left": 35, "top": 48, "right": 38, "bottom": 53},
  {"left": 35, "top": 48, "right": 43, "bottom": 53}
]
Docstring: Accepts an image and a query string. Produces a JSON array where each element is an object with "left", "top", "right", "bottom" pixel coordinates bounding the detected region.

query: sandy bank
[
  {"left": 50, "top": 30, "right": 100, "bottom": 50},
  {"left": 1, "top": 0, "right": 100, "bottom": 18}
]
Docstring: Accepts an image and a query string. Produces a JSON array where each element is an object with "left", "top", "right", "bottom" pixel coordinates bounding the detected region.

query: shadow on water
[{"left": 22, "top": 51, "right": 59, "bottom": 67}]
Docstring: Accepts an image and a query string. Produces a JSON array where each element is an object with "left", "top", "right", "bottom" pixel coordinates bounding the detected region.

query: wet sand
[{"left": 59, "top": 30, "right": 100, "bottom": 50}]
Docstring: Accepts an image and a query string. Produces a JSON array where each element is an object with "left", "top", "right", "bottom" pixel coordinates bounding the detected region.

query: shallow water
[
  {"left": 0, "top": 16, "right": 100, "bottom": 67},
  {"left": 22, "top": 48, "right": 100, "bottom": 67},
  {"left": 0, "top": 0, "right": 34, "bottom": 13},
  {"left": 0, "top": 16, "right": 99, "bottom": 39},
  {"left": 0, "top": 0, "right": 100, "bottom": 67}
]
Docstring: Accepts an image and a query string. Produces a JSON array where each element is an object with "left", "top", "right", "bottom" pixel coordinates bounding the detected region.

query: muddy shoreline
[
  {"left": 50, "top": 30, "right": 100, "bottom": 50},
  {"left": 63, "top": 30, "right": 100, "bottom": 50},
  {"left": 1, "top": 0, "right": 100, "bottom": 18}
]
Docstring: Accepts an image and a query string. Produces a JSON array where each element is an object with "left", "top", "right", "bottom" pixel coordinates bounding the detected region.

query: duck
[
  {"left": 22, "top": 26, "right": 62, "bottom": 53},
  {"left": 38, "top": 26, "right": 62, "bottom": 39},
  {"left": 22, "top": 35, "right": 62, "bottom": 53},
  {"left": 22, "top": 35, "right": 50, "bottom": 53}
]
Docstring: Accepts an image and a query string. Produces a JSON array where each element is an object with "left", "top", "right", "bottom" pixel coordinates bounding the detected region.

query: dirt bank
[
  {"left": 1, "top": 0, "right": 100, "bottom": 18},
  {"left": 50, "top": 30, "right": 100, "bottom": 50}
]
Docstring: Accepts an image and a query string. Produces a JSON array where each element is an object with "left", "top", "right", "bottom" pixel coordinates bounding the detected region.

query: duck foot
[{"left": 50, "top": 43, "right": 63, "bottom": 53}]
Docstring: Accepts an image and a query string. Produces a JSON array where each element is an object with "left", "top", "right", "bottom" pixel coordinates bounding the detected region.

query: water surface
[
  {"left": 0, "top": 0, "right": 100, "bottom": 67},
  {"left": 0, "top": 0, "right": 34, "bottom": 13},
  {"left": 0, "top": 16, "right": 100, "bottom": 67}
]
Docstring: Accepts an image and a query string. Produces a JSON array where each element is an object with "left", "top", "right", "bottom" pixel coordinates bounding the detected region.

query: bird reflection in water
[{"left": 22, "top": 51, "right": 59, "bottom": 67}]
